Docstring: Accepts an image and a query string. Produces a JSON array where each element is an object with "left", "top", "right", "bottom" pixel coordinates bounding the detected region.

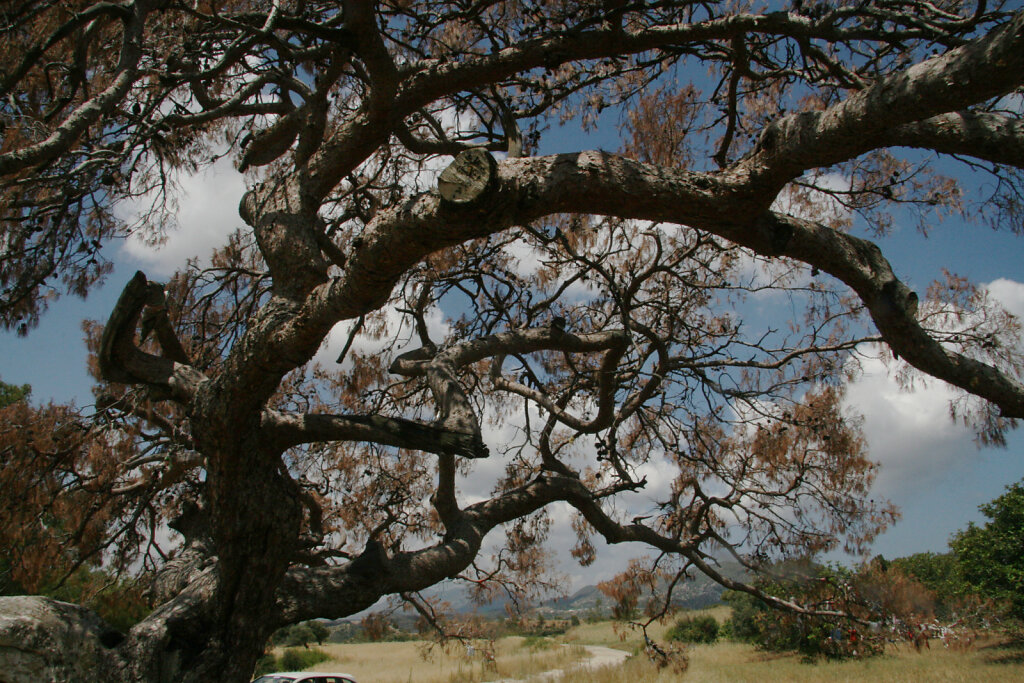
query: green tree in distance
[
  {"left": 0, "top": 378, "right": 30, "bottom": 409},
  {"left": 951, "top": 480, "right": 1024, "bottom": 620}
]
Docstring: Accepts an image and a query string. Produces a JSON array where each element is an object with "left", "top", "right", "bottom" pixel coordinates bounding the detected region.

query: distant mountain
[
  {"left": 417, "top": 560, "right": 750, "bottom": 617},
  {"left": 326, "top": 560, "right": 750, "bottom": 629},
  {"left": 540, "top": 561, "right": 749, "bottom": 614}
]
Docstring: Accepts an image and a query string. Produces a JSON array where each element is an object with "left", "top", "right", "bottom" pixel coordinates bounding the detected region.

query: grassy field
[
  {"left": 560, "top": 619, "right": 1024, "bottom": 683},
  {"left": 554, "top": 639, "right": 1024, "bottom": 683},
  {"left": 279, "top": 609, "right": 1024, "bottom": 683},
  {"left": 560, "top": 610, "right": 1024, "bottom": 683},
  {"left": 287, "top": 636, "right": 585, "bottom": 683}
]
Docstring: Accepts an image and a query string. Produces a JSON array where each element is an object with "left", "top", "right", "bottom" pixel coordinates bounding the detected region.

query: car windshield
[{"left": 252, "top": 677, "right": 296, "bottom": 683}]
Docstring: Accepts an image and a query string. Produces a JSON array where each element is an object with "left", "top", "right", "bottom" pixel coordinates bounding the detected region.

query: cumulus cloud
[
  {"left": 772, "top": 172, "right": 851, "bottom": 226},
  {"left": 117, "top": 156, "right": 248, "bottom": 276},
  {"left": 312, "top": 296, "right": 451, "bottom": 371},
  {"left": 987, "top": 278, "right": 1024, "bottom": 319},
  {"left": 845, "top": 355, "right": 971, "bottom": 501},
  {"left": 846, "top": 277, "right": 1024, "bottom": 502}
]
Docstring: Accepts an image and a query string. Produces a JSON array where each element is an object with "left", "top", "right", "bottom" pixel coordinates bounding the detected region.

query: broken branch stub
[{"left": 437, "top": 148, "right": 497, "bottom": 205}]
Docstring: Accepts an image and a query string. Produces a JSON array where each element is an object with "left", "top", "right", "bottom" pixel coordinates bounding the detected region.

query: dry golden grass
[
  {"left": 556, "top": 620, "right": 1024, "bottom": 683},
  {"left": 288, "top": 636, "right": 584, "bottom": 683},
  {"left": 684, "top": 637, "right": 1024, "bottom": 683},
  {"left": 282, "top": 611, "right": 1024, "bottom": 683}
]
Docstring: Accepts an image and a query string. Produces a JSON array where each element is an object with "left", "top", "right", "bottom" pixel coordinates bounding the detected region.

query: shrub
[
  {"left": 721, "top": 591, "right": 762, "bottom": 643},
  {"left": 277, "top": 647, "right": 330, "bottom": 672},
  {"left": 665, "top": 614, "right": 719, "bottom": 644}
]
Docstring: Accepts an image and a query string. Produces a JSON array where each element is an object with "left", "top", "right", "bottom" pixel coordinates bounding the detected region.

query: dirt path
[{"left": 485, "top": 644, "right": 630, "bottom": 682}]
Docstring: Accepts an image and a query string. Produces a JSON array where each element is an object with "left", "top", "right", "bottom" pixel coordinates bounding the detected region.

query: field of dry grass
[
  {"left": 554, "top": 638, "right": 1024, "bottom": 683},
  {"left": 558, "top": 611, "right": 1024, "bottom": 683},
  {"left": 279, "top": 608, "right": 1024, "bottom": 683},
  {"left": 284, "top": 636, "right": 584, "bottom": 683}
]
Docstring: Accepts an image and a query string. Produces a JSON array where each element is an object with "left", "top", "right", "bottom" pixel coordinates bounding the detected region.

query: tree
[
  {"left": 308, "top": 620, "right": 331, "bottom": 646},
  {"left": 889, "top": 551, "right": 974, "bottom": 618},
  {"left": 0, "top": 379, "right": 30, "bottom": 409},
  {"left": 721, "top": 561, "right": 896, "bottom": 660},
  {"left": 1, "top": 2, "right": 1024, "bottom": 681},
  {"left": 951, "top": 479, "right": 1024, "bottom": 619},
  {"left": 360, "top": 612, "right": 395, "bottom": 642}
]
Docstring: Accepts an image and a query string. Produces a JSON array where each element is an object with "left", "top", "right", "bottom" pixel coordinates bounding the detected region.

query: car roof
[{"left": 254, "top": 674, "right": 357, "bottom": 681}]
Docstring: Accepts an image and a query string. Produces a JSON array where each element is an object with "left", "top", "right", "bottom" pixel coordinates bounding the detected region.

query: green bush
[
  {"left": 721, "top": 591, "right": 762, "bottom": 643},
  {"left": 276, "top": 647, "right": 330, "bottom": 672},
  {"left": 665, "top": 614, "right": 719, "bottom": 644}
]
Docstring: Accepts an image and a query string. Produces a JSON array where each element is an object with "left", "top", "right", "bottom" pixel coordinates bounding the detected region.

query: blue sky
[{"left": 2, "top": 114, "right": 1023, "bottom": 588}]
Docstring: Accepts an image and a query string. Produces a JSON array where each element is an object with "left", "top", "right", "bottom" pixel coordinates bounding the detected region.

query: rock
[{"left": 0, "top": 596, "right": 117, "bottom": 682}]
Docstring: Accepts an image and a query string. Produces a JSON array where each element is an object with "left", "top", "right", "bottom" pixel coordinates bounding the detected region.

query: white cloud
[
  {"left": 117, "top": 156, "right": 248, "bottom": 276},
  {"left": 843, "top": 281, "right": 1024, "bottom": 501},
  {"left": 772, "top": 172, "right": 851, "bottom": 226},
  {"left": 845, "top": 355, "right": 971, "bottom": 501},
  {"left": 313, "top": 298, "right": 450, "bottom": 371},
  {"left": 987, "top": 278, "right": 1024, "bottom": 319}
]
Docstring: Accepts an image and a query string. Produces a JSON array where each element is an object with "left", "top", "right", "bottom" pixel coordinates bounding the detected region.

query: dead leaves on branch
[{"left": 0, "top": 398, "right": 147, "bottom": 592}]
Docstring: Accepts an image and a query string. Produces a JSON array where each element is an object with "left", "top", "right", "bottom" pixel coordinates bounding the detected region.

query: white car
[{"left": 253, "top": 674, "right": 357, "bottom": 683}]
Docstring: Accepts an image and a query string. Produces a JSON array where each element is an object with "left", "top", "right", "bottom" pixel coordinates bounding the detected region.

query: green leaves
[
  {"left": 951, "top": 480, "right": 1024, "bottom": 619},
  {"left": 0, "top": 378, "right": 30, "bottom": 408}
]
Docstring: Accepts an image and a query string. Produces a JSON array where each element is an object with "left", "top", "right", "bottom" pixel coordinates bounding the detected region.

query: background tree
[
  {"left": 308, "top": 620, "right": 331, "bottom": 646},
  {"left": 0, "top": 379, "right": 30, "bottom": 409},
  {"left": 951, "top": 479, "right": 1024, "bottom": 619},
  {"left": 889, "top": 551, "right": 977, "bottom": 619},
  {"left": 0, "top": 378, "right": 31, "bottom": 596},
  {"left": 1, "top": 1, "right": 1024, "bottom": 682},
  {"left": 0, "top": 378, "right": 152, "bottom": 636}
]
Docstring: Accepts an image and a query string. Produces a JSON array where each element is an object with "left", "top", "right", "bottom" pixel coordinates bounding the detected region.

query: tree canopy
[
  {"left": 951, "top": 479, "right": 1024, "bottom": 619},
  {"left": 0, "top": 378, "right": 30, "bottom": 408},
  {"left": 1, "top": 1, "right": 1024, "bottom": 681}
]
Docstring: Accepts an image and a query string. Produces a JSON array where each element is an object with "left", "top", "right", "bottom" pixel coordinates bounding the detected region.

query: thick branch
[
  {"left": 309, "top": 9, "right": 977, "bottom": 203},
  {"left": 99, "top": 271, "right": 204, "bottom": 401},
  {"left": 740, "top": 11, "right": 1024, "bottom": 185},
  {"left": 275, "top": 471, "right": 587, "bottom": 623},
  {"left": 260, "top": 409, "right": 487, "bottom": 458},
  {"left": 881, "top": 111, "right": 1024, "bottom": 168},
  {"left": 488, "top": 329, "right": 629, "bottom": 433},
  {"left": 753, "top": 211, "right": 1024, "bottom": 419}
]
